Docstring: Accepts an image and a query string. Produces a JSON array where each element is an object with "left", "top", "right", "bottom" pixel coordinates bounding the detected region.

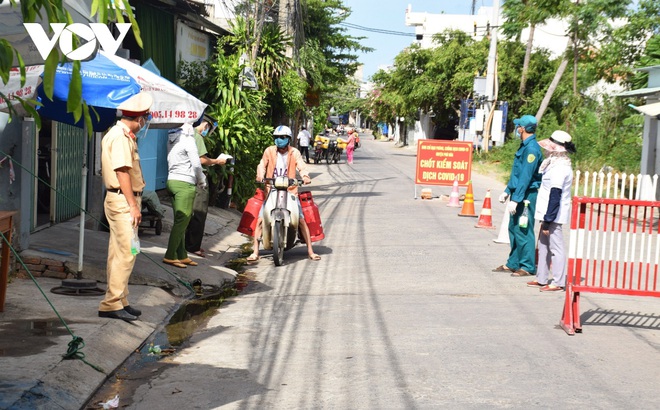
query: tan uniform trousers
[{"left": 99, "top": 192, "right": 142, "bottom": 311}]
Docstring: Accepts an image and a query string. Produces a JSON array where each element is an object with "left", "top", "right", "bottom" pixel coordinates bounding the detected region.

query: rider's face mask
[
  {"left": 135, "top": 113, "right": 152, "bottom": 139},
  {"left": 201, "top": 126, "right": 209, "bottom": 137},
  {"left": 275, "top": 137, "right": 290, "bottom": 149}
]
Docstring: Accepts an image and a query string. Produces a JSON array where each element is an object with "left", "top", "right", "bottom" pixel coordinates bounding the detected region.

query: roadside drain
[{"left": 84, "top": 259, "right": 255, "bottom": 409}]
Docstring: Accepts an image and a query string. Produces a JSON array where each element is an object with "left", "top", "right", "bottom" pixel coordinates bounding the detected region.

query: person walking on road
[
  {"left": 527, "top": 130, "right": 576, "bottom": 291},
  {"left": 185, "top": 118, "right": 228, "bottom": 258},
  {"left": 99, "top": 92, "right": 153, "bottom": 322},
  {"left": 163, "top": 124, "right": 206, "bottom": 269},
  {"left": 493, "top": 114, "right": 543, "bottom": 277},
  {"left": 247, "top": 125, "right": 321, "bottom": 262},
  {"left": 346, "top": 127, "right": 356, "bottom": 164},
  {"left": 297, "top": 125, "right": 312, "bottom": 163}
]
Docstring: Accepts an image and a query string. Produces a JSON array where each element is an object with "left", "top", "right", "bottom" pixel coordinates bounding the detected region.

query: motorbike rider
[{"left": 247, "top": 125, "right": 322, "bottom": 262}]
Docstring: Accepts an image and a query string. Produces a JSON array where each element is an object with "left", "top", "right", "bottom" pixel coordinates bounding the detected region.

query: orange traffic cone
[
  {"left": 475, "top": 189, "right": 495, "bottom": 229},
  {"left": 447, "top": 177, "right": 461, "bottom": 207},
  {"left": 458, "top": 181, "right": 477, "bottom": 217}
]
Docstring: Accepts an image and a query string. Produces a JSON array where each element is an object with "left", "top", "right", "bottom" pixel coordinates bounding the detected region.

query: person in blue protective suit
[{"left": 492, "top": 114, "right": 543, "bottom": 277}]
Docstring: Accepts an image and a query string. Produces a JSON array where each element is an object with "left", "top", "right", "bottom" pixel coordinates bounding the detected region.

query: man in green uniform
[
  {"left": 185, "top": 117, "right": 228, "bottom": 257},
  {"left": 493, "top": 115, "right": 543, "bottom": 277}
]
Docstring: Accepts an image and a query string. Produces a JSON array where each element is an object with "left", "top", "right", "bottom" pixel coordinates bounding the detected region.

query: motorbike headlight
[{"left": 274, "top": 176, "right": 290, "bottom": 189}]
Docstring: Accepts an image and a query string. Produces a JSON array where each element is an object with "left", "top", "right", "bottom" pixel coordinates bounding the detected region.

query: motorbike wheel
[
  {"left": 333, "top": 152, "right": 339, "bottom": 164},
  {"left": 326, "top": 150, "right": 332, "bottom": 164},
  {"left": 273, "top": 220, "right": 285, "bottom": 266}
]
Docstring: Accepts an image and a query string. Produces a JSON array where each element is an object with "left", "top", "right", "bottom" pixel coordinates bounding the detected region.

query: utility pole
[
  {"left": 482, "top": 0, "right": 500, "bottom": 152},
  {"left": 278, "top": 0, "right": 294, "bottom": 58}
]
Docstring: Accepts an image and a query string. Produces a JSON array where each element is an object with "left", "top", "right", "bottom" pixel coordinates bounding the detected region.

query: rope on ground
[
  {"left": 0, "top": 151, "right": 195, "bottom": 295},
  {"left": 63, "top": 336, "right": 104, "bottom": 372},
  {"left": 1, "top": 230, "right": 105, "bottom": 373}
]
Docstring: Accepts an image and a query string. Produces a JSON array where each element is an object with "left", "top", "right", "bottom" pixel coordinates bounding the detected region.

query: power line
[{"left": 339, "top": 22, "right": 416, "bottom": 37}]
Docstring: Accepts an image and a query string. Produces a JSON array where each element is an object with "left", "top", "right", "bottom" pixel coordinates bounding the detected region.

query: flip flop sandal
[
  {"left": 526, "top": 281, "right": 546, "bottom": 287},
  {"left": 246, "top": 254, "right": 259, "bottom": 262},
  {"left": 192, "top": 250, "right": 206, "bottom": 257},
  {"left": 540, "top": 285, "right": 564, "bottom": 292},
  {"left": 492, "top": 265, "right": 513, "bottom": 272},
  {"left": 511, "top": 269, "right": 532, "bottom": 277},
  {"left": 163, "top": 258, "right": 187, "bottom": 268},
  {"left": 180, "top": 258, "right": 198, "bottom": 266}
]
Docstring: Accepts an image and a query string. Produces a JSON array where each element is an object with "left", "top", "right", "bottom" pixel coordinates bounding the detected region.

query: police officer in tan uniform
[{"left": 99, "top": 92, "right": 153, "bottom": 322}]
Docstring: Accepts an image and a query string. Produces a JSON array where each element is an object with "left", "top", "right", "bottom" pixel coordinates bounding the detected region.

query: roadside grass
[{"left": 472, "top": 160, "right": 510, "bottom": 185}]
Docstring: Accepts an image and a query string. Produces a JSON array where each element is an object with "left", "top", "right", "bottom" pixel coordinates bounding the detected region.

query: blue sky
[{"left": 344, "top": 0, "right": 494, "bottom": 81}]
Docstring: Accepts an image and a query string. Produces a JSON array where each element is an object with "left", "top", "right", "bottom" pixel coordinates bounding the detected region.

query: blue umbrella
[{"left": 36, "top": 52, "right": 141, "bottom": 131}]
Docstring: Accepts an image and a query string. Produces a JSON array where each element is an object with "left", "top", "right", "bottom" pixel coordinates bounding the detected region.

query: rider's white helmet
[{"left": 273, "top": 125, "right": 292, "bottom": 138}]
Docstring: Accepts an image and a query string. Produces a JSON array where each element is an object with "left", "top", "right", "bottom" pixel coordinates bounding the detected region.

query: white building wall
[
  {"left": 406, "top": 5, "right": 571, "bottom": 58},
  {"left": 404, "top": 4, "right": 576, "bottom": 144}
]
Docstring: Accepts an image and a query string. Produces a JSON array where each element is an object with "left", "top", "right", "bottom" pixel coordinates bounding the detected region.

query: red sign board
[{"left": 415, "top": 140, "right": 473, "bottom": 186}]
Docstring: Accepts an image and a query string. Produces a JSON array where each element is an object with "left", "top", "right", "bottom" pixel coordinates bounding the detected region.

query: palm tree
[
  {"left": 501, "top": 0, "right": 566, "bottom": 95},
  {"left": 254, "top": 23, "right": 293, "bottom": 92}
]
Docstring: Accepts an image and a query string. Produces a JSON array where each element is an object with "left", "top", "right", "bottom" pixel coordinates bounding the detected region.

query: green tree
[
  {"left": 368, "top": 31, "right": 488, "bottom": 131},
  {"left": 253, "top": 23, "right": 292, "bottom": 92},
  {"left": 300, "top": 0, "right": 372, "bottom": 131},
  {"left": 567, "top": 0, "right": 630, "bottom": 94},
  {"left": 632, "top": 35, "right": 660, "bottom": 89},
  {"left": 592, "top": 0, "right": 660, "bottom": 86},
  {"left": 302, "top": 0, "right": 371, "bottom": 88},
  {"left": 178, "top": 13, "right": 301, "bottom": 208},
  {"left": 501, "top": 0, "right": 567, "bottom": 95},
  {"left": 205, "top": 50, "right": 272, "bottom": 209}
]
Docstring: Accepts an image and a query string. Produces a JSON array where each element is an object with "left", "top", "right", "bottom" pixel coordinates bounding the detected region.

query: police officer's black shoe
[
  {"left": 99, "top": 309, "right": 138, "bottom": 322},
  {"left": 123, "top": 305, "right": 142, "bottom": 317}
]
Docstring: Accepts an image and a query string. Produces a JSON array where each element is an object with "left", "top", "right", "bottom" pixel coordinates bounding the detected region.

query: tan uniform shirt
[{"left": 101, "top": 121, "right": 145, "bottom": 192}]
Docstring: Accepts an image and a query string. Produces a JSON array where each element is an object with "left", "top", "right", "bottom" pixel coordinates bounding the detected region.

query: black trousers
[{"left": 300, "top": 146, "right": 309, "bottom": 162}]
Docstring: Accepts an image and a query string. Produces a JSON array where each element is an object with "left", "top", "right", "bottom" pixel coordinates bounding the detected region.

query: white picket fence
[{"left": 574, "top": 171, "right": 659, "bottom": 200}]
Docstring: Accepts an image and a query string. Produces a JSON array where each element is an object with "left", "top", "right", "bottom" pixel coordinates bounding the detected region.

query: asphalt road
[{"left": 91, "top": 136, "right": 660, "bottom": 409}]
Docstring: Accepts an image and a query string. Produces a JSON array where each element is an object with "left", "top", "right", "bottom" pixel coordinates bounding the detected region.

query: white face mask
[{"left": 515, "top": 126, "right": 522, "bottom": 139}]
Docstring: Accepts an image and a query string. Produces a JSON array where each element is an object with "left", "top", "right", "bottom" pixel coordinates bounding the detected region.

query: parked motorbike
[
  {"left": 326, "top": 139, "right": 342, "bottom": 164},
  {"left": 335, "top": 137, "right": 349, "bottom": 163},
  {"left": 314, "top": 135, "right": 329, "bottom": 164},
  {"left": 261, "top": 177, "right": 303, "bottom": 266}
]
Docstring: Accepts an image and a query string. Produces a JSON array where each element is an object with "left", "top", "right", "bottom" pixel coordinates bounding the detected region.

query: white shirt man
[{"left": 296, "top": 126, "right": 312, "bottom": 163}]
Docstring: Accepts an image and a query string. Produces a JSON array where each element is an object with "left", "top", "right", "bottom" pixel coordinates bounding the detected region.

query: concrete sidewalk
[{"left": 0, "top": 202, "right": 250, "bottom": 409}]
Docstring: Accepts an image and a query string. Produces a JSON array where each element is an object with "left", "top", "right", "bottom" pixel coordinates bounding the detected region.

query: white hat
[
  {"left": 118, "top": 92, "right": 153, "bottom": 117},
  {"left": 539, "top": 130, "right": 576, "bottom": 153}
]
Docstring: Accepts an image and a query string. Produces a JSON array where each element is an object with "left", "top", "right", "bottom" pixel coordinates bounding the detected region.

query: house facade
[{"left": 0, "top": 0, "right": 229, "bottom": 249}]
